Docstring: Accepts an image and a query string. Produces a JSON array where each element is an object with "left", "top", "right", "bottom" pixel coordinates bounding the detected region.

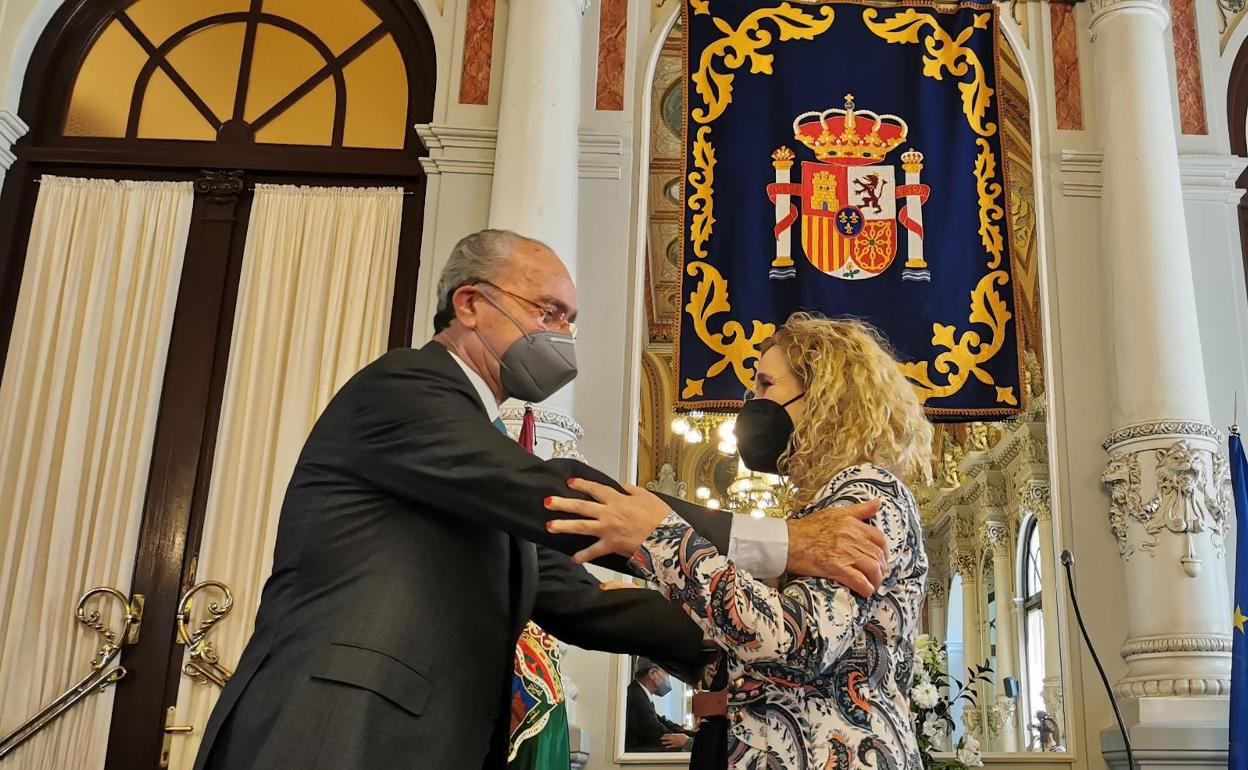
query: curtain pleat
[
  {"left": 0, "top": 176, "right": 194, "bottom": 770},
  {"left": 168, "top": 184, "right": 403, "bottom": 769}
]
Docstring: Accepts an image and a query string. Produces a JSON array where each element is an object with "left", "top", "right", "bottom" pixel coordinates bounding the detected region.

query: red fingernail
[
  {"left": 567, "top": 478, "right": 578, "bottom": 487},
  {"left": 546, "top": 521, "right": 553, "bottom": 532},
  {"left": 544, "top": 496, "right": 553, "bottom": 506}
]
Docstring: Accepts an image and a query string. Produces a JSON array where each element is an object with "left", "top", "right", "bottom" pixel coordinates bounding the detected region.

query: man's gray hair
[{"left": 433, "top": 229, "right": 546, "bottom": 332}]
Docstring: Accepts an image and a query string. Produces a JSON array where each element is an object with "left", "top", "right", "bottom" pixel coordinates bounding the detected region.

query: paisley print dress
[{"left": 629, "top": 464, "right": 927, "bottom": 770}]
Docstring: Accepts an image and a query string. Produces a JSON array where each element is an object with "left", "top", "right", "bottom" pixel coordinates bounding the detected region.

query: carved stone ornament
[
  {"left": 645, "top": 462, "right": 688, "bottom": 499},
  {"left": 941, "top": 442, "right": 965, "bottom": 488},
  {"left": 1101, "top": 450, "right": 1144, "bottom": 557},
  {"left": 1102, "top": 419, "right": 1222, "bottom": 451},
  {"left": 968, "top": 422, "right": 991, "bottom": 452},
  {"left": 552, "top": 439, "right": 585, "bottom": 462},
  {"left": 927, "top": 580, "right": 948, "bottom": 607},
  {"left": 194, "top": 170, "right": 245, "bottom": 204},
  {"left": 1102, "top": 432, "right": 1229, "bottom": 576},
  {"left": 1041, "top": 680, "right": 1064, "bottom": 723},
  {"left": 1141, "top": 441, "right": 1226, "bottom": 575},
  {"left": 962, "top": 707, "right": 984, "bottom": 741},
  {"left": 951, "top": 548, "right": 979, "bottom": 579},
  {"left": 1018, "top": 480, "right": 1051, "bottom": 522},
  {"left": 499, "top": 405, "right": 585, "bottom": 439},
  {"left": 983, "top": 520, "right": 1012, "bottom": 553}
]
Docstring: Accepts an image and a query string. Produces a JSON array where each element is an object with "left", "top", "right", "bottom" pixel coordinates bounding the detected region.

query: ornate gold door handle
[
  {"left": 0, "top": 587, "right": 143, "bottom": 759},
  {"left": 176, "top": 580, "right": 234, "bottom": 688}
]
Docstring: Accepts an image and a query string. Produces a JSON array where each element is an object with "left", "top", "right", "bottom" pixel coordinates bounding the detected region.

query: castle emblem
[{"left": 766, "top": 95, "right": 931, "bottom": 281}]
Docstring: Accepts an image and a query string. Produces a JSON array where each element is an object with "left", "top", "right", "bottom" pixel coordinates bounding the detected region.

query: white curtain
[
  {"left": 0, "top": 177, "right": 194, "bottom": 769},
  {"left": 169, "top": 184, "right": 403, "bottom": 769}
]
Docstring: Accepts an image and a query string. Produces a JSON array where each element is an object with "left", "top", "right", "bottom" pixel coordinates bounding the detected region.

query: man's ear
[{"left": 451, "top": 284, "right": 480, "bottom": 330}]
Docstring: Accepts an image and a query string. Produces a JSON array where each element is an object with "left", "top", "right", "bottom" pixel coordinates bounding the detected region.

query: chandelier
[
  {"left": 670, "top": 411, "right": 738, "bottom": 455},
  {"left": 694, "top": 461, "right": 790, "bottom": 519}
]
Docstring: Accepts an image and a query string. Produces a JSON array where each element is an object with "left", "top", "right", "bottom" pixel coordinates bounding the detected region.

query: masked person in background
[
  {"left": 626, "top": 658, "right": 696, "bottom": 752},
  {"left": 194, "top": 232, "right": 889, "bottom": 770}
]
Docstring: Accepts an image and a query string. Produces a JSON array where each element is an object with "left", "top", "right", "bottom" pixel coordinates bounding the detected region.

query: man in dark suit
[
  {"left": 626, "top": 659, "right": 695, "bottom": 752},
  {"left": 194, "top": 229, "right": 887, "bottom": 770}
]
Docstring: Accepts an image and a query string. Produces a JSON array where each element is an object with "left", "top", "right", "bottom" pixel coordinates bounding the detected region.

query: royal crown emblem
[
  {"left": 766, "top": 94, "right": 932, "bottom": 282},
  {"left": 792, "top": 94, "right": 909, "bottom": 164}
]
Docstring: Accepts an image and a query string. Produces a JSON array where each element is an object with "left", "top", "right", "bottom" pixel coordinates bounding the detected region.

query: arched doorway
[{"left": 0, "top": 3, "right": 434, "bottom": 768}]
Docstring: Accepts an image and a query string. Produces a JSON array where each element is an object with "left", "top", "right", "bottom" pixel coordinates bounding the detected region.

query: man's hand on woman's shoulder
[{"left": 784, "top": 500, "right": 886, "bottom": 598}]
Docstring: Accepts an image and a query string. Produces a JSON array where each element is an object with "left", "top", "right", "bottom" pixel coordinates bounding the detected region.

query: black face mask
[{"left": 733, "top": 393, "right": 804, "bottom": 474}]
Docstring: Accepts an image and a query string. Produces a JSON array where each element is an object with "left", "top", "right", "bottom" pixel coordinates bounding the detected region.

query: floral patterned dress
[{"left": 629, "top": 464, "right": 927, "bottom": 770}]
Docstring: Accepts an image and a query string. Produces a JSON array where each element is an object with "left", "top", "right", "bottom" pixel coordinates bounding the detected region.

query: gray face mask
[
  {"left": 654, "top": 676, "right": 672, "bottom": 697},
  {"left": 477, "top": 294, "right": 577, "bottom": 402}
]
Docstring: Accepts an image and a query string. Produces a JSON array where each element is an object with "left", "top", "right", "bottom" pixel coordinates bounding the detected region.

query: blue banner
[
  {"left": 1230, "top": 429, "right": 1247, "bottom": 769},
  {"left": 677, "top": 0, "right": 1023, "bottom": 420}
]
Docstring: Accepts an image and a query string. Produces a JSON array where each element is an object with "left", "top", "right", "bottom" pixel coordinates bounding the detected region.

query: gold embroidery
[
  {"left": 974, "top": 138, "right": 1005, "bottom": 269},
  {"left": 862, "top": 9, "right": 996, "bottom": 138},
  {"left": 899, "top": 270, "right": 1012, "bottom": 403},
  {"left": 685, "top": 260, "right": 775, "bottom": 390},
  {"left": 690, "top": 4, "right": 836, "bottom": 125},
  {"left": 688, "top": 126, "right": 716, "bottom": 259}
]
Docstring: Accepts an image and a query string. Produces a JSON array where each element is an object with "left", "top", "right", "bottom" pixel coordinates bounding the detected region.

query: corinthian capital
[
  {"left": 951, "top": 548, "right": 979, "bottom": 579},
  {"left": 1018, "top": 480, "right": 1051, "bottom": 522},
  {"left": 983, "top": 520, "right": 1012, "bottom": 554}
]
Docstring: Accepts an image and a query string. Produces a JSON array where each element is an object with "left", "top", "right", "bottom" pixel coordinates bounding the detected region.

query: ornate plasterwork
[
  {"left": 1121, "top": 633, "right": 1233, "bottom": 657},
  {"left": 1018, "top": 480, "right": 1051, "bottom": 522},
  {"left": 927, "top": 579, "right": 948, "bottom": 607},
  {"left": 951, "top": 548, "right": 980, "bottom": 579},
  {"left": 1102, "top": 450, "right": 1144, "bottom": 557},
  {"left": 1040, "top": 679, "right": 1066, "bottom": 742},
  {"left": 645, "top": 462, "right": 688, "bottom": 498},
  {"left": 962, "top": 707, "right": 984, "bottom": 742},
  {"left": 1102, "top": 438, "right": 1229, "bottom": 575},
  {"left": 1115, "top": 674, "right": 1230, "bottom": 698},
  {"left": 1116, "top": 630, "right": 1232, "bottom": 697},
  {"left": 500, "top": 406, "right": 585, "bottom": 439},
  {"left": 1102, "top": 419, "right": 1222, "bottom": 450},
  {"left": 0, "top": 110, "right": 29, "bottom": 172},
  {"left": 983, "top": 519, "right": 1012, "bottom": 553}
]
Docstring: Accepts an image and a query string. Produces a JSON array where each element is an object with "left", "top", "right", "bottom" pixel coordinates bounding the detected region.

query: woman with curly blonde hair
[{"left": 548, "top": 312, "right": 933, "bottom": 770}]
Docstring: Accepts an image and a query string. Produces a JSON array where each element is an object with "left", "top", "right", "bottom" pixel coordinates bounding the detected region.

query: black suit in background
[
  {"left": 194, "top": 342, "right": 732, "bottom": 770},
  {"left": 625, "top": 680, "right": 695, "bottom": 752}
]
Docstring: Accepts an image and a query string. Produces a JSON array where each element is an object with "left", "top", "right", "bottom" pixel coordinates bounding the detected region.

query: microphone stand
[{"left": 1061, "top": 549, "right": 1136, "bottom": 770}]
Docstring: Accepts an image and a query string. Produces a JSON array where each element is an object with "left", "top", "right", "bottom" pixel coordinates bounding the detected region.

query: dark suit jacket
[
  {"left": 624, "top": 680, "right": 694, "bottom": 752},
  {"left": 194, "top": 342, "right": 732, "bottom": 770}
]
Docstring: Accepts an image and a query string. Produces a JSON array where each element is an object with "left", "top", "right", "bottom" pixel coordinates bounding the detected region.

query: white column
[
  {"left": 953, "top": 548, "right": 984, "bottom": 744},
  {"left": 927, "top": 576, "right": 948, "bottom": 643},
  {"left": 1089, "top": 0, "right": 1232, "bottom": 753},
  {"left": 488, "top": 0, "right": 587, "bottom": 419},
  {"left": 1020, "top": 481, "right": 1066, "bottom": 744},
  {"left": 985, "top": 519, "right": 1019, "bottom": 752}
]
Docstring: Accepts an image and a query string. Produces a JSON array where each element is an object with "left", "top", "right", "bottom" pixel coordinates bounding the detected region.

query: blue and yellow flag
[
  {"left": 1230, "top": 427, "right": 1247, "bottom": 769},
  {"left": 677, "top": 0, "right": 1022, "bottom": 420}
]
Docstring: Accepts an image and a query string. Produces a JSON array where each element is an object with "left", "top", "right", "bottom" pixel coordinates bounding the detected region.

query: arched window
[{"left": 1020, "top": 517, "right": 1045, "bottom": 740}]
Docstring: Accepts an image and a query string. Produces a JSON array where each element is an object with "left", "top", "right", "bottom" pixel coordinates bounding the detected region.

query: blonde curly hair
[{"left": 765, "top": 312, "right": 934, "bottom": 507}]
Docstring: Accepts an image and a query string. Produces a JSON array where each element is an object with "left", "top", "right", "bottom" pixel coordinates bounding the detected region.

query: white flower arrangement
[{"left": 909, "top": 634, "right": 993, "bottom": 770}]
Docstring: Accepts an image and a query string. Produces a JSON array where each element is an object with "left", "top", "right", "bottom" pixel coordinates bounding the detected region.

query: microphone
[{"left": 1060, "top": 549, "right": 1136, "bottom": 770}]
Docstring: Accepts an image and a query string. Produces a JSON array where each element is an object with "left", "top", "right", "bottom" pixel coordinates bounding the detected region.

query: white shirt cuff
[{"left": 726, "top": 514, "right": 789, "bottom": 579}]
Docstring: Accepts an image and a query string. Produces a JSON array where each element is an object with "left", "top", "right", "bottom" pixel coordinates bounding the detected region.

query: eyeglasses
[{"left": 477, "top": 281, "right": 577, "bottom": 337}]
